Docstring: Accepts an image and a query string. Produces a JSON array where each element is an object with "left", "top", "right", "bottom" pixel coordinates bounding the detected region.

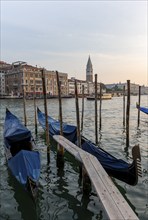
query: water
[{"left": 0, "top": 96, "right": 147, "bottom": 220}]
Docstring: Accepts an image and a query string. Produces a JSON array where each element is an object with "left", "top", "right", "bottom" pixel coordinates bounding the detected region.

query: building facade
[
  {"left": 68, "top": 78, "right": 88, "bottom": 95},
  {"left": 0, "top": 61, "right": 11, "bottom": 96},
  {"left": 105, "top": 82, "right": 148, "bottom": 95},
  {"left": 4, "top": 61, "right": 68, "bottom": 98},
  {"left": 0, "top": 71, "right": 6, "bottom": 96},
  {"left": 68, "top": 78, "right": 102, "bottom": 96},
  {"left": 1, "top": 60, "right": 147, "bottom": 98}
]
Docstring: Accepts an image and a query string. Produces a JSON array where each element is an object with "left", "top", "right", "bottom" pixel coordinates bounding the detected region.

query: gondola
[
  {"left": 136, "top": 103, "right": 148, "bottom": 114},
  {"left": 37, "top": 107, "right": 77, "bottom": 143},
  {"left": 4, "top": 109, "right": 40, "bottom": 200},
  {"left": 37, "top": 108, "right": 141, "bottom": 185}
]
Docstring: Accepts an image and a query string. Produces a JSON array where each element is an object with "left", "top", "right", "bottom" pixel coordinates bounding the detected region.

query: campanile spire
[{"left": 86, "top": 56, "right": 93, "bottom": 82}]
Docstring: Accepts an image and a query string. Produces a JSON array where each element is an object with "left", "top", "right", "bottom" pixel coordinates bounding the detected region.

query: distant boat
[
  {"left": 47, "top": 95, "right": 73, "bottom": 99},
  {"left": 37, "top": 108, "right": 141, "bottom": 186},
  {"left": 4, "top": 109, "right": 41, "bottom": 200},
  {"left": 136, "top": 103, "right": 148, "bottom": 115},
  {"left": 0, "top": 95, "right": 22, "bottom": 99},
  {"left": 86, "top": 93, "right": 112, "bottom": 100}
]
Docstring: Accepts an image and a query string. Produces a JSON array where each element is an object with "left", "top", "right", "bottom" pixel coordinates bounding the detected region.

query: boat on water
[
  {"left": 136, "top": 103, "right": 148, "bottom": 115},
  {"left": 4, "top": 109, "right": 41, "bottom": 200},
  {"left": 86, "top": 93, "right": 112, "bottom": 100},
  {"left": 37, "top": 107, "right": 77, "bottom": 143},
  {"left": 37, "top": 108, "right": 141, "bottom": 185}
]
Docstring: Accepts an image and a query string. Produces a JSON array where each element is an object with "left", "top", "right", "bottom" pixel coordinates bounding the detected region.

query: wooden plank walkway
[{"left": 53, "top": 135, "right": 139, "bottom": 220}]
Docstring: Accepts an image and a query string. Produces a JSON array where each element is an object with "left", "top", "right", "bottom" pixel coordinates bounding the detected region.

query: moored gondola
[
  {"left": 4, "top": 108, "right": 40, "bottom": 200},
  {"left": 136, "top": 103, "right": 148, "bottom": 114},
  {"left": 37, "top": 108, "right": 142, "bottom": 186}
]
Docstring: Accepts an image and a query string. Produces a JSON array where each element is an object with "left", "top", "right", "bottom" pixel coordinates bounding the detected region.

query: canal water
[{"left": 0, "top": 96, "right": 147, "bottom": 220}]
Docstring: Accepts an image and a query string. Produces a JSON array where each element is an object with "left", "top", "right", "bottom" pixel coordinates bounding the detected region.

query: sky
[{"left": 1, "top": 0, "right": 147, "bottom": 85}]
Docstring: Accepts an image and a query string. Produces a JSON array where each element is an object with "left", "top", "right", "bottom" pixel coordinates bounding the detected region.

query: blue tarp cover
[
  {"left": 4, "top": 110, "right": 31, "bottom": 148},
  {"left": 139, "top": 107, "right": 148, "bottom": 115},
  {"left": 37, "top": 109, "right": 77, "bottom": 143},
  {"left": 82, "top": 141, "right": 129, "bottom": 170},
  {"left": 37, "top": 109, "right": 138, "bottom": 185},
  {"left": 8, "top": 150, "right": 40, "bottom": 185}
]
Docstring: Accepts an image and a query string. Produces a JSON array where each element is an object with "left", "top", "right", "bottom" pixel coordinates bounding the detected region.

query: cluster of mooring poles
[
  {"left": 21, "top": 70, "right": 104, "bottom": 188},
  {"left": 22, "top": 72, "right": 141, "bottom": 150},
  {"left": 21, "top": 69, "right": 142, "bottom": 191}
]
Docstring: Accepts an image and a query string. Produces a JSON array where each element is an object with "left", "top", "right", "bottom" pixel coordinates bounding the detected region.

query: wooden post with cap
[
  {"left": 56, "top": 71, "right": 64, "bottom": 168},
  {"left": 75, "top": 79, "right": 91, "bottom": 193},
  {"left": 126, "top": 80, "right": 130, "bottom": 147},
  {"left": 81, "top": 85, "right": 84, "bottom": 133},
  {"left": 75, "top": 79, "right": 81, "bottom": 148},
  {"left": 41, "top": 68, "right": 50, "bottom": 163},
  {"left": 33, "top": 82, "right": 37, "bottom": 134},
  {"left": 137, "top": 86, "right": 141, "bottom": 127},
  {"left": 95, "top": 74, "right": 98, "bottom": 144},
  {"left": 123, "top": 85, "right": 125, "bottom": 127},
  {"left": 99, "top": 82, "right": 102, "bottom": 130}
]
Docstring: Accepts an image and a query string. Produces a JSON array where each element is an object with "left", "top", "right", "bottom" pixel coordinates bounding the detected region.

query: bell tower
[{"left": 86, "top": 56, "right": 93, "bottom": 82}]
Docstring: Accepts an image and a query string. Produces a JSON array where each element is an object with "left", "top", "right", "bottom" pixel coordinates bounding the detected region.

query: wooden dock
[{"left": 53, "top": 135, "right": 139, "bottom": 220}]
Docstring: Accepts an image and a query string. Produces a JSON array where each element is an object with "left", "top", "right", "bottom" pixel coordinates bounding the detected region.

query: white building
[
  {"left": 68, "top": 78, "right": 103, "bottom": 96},
  {"left": 0, "top": 71, "right": 5, "bottom": 96},
  {"left": 68, "top": 78, "right": 88, "bottom": 95},
  {"left": 0, "top": 61, "right": 11, "bottom": 96}
]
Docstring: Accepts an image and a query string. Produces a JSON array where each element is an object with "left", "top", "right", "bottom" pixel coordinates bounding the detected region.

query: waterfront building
[
  {"left": 129, "top": 83, "right": 139, "bottom": 95},
  {"left": 1, "top": 59, "right": 147, "bottom": 98},
  {"left": 4, "top": 61, "right": 68, "bottom": 98},
  {"left": 0, "top": 61, "right": 11, "bottom": 96},
  {"left": 0, "top": 72, "right": 5, "bottom": 96},
  {"left": 0, "top": 71, "right": 6, "bottom": 96},
  {"left": 141, "top": 85, "right": 148, "bottom": 95},
  {"left": 86, "top": 56, "right": 93, "bottom": 82},
  {"left": 87, "top": 81, "right": 95, "bottom": 94},
  {"left": 68, "top": 78, "right": 102, "bottom": 96},
  {"left": 68, "top": 78, "right": 88, "bottom": 95},
  {"left": 105, "top": 82, "right": 148, "bottom": 95}
]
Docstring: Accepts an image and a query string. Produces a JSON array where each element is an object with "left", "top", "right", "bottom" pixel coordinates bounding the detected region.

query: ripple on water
[{"left": 0, "top": 96, "right": 147, "bottom": 220}]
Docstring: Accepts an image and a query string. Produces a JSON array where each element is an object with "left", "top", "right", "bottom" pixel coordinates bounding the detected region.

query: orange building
[{"left": 5, "top": 61, "right": 68, "bottom": 98}]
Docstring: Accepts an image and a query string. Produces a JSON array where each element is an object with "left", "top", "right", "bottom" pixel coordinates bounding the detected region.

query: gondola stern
[
  {"left": 6, "top": 107, "right": 10, "bottom": 113},
  {"left": 132, "top": 145, "right": 142, "bottom": 182},
  {"left": 26, "top": 176, "right": 38, "bottom": 202},
  {"left": 37, "top": 107, "right": 40, "bottom": 113},
  {"left": 136, "top": 102, "right": 140, "bottom": 109}
]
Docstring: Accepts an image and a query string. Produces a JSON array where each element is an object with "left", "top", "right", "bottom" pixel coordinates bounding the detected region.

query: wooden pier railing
[{"left": 53, "top": 135, "right": 139, "bottom": 220}]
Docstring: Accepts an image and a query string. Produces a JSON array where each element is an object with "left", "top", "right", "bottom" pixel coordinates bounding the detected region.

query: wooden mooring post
[
  {"left": 56, "top": 71, "right": 64, "bottom": 168},
  {"left": 99, "top": 82, "right": 102, "bottom": 130},
  {"left": 41, "top": 68, "right": 50, "bottom": 163},
  {"left": 123, "top": 85, "right": 125, "bottom": 127},
  {"left": 81, "top": 85, "right": 84, "bottom": 133},
  {"left": 137, "top": 86, "right": 141, "bottom": 127},
  {"left": 126, "top": 80, "right": 130, "bottom": 147},
  {"left": 33, "top": 83, "right": 37, "bottom": 134},
  {"left": 22, "top": 84, "right": 27, "bottom": 126},
  {"left": 75, "top": 80, "right": 91, "bottom": 193},
  {"left": 75, "top": 80, "right": 81, "bottom": 149},
  {"left": 95, "top": 74, "right": 98, "bottom": 144}
]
